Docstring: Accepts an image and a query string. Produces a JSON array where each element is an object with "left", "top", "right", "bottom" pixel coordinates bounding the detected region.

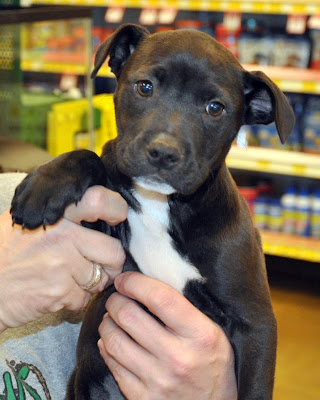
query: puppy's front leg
[
  {"left": 66, "top": 288, "right": 118, "bottom": 400},
  {"left": 234, "top": 319, "right": 277, "bottom": 400},
  {"left": 11, "top": 150, "right": 106, "bottom": 229}
]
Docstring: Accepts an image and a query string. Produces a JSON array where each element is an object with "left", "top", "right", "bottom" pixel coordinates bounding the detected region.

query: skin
[
  {"left": 0, "top": 184, "right": 237, "bottom": 399},
  {"left": 98, "top": 272, "right": 238, "bottom": 400},
  {"left": 0, "top": 185, "right": 127, "bottom": 332}
]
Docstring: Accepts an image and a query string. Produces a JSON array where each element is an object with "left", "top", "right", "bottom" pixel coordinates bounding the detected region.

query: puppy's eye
[
  {"left": 206, "top": 101, "right": 224, "bottom": 117},
  {"left": 135, "top": 81, "right": 153, "bottom": 97}
]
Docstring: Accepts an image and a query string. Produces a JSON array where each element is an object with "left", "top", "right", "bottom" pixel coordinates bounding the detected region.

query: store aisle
[{"left": 271, "top": 282, "right": 320, "bottom": 400}]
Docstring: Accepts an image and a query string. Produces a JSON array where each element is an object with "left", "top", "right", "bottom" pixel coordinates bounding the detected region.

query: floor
[{"left": 269, "top": 265, "right": 320, "bottom": 400}]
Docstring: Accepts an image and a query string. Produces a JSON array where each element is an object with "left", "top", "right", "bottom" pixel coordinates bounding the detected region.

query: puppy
[{"left": 11, "top": 24, "right": 295, "bottom": 399}]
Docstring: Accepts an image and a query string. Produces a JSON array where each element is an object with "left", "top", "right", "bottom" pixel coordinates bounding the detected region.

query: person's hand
[
  {"left": 0, "top": 185, "right": 127, "bottom": 332},
  {"left": 98, "top": 271, "right": 238, "bottom": 400}
]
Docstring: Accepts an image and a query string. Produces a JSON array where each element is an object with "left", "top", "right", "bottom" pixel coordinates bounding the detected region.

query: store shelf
[
  {"left": 98, "top": 65, "right": 320, "bottom": 94},
  {"left": 30, "top": 0, "right": 320, "bottom": 16},
  {"left": 21, "top": 59, "right": 89, "bottom": 75},
  {"left": 261, "top": 230, "right": 320, "bottom": 262},
  {"left": 0, "top": 5, "right": 91, "bottom": 24},
  {"left": 227, "top": 146, "right": 320, "bottom": 179},
  {"left": 243, "top": 65, "right": 320, "bottom": 95}
]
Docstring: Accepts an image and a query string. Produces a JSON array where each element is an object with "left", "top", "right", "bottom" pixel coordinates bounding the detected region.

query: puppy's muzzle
[{"left": 145, "top": 134, "right": 182, "bottom": 170}]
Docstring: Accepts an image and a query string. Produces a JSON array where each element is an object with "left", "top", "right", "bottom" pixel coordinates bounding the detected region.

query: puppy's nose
[{"left": 146, "top": 136, "right": 182, "bottom": 170}]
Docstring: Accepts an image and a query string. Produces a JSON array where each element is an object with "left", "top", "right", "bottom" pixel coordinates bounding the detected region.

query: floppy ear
[
  {"left": 91, "top": 24, "right": 150, "bottom": 79},
  {"left": 243, "top": 70, "right": 295, "bottom": 143}
]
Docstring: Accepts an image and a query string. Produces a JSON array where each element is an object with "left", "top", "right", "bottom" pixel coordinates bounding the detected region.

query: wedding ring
[{"left": 81, "top": 262, "right": 102, "bottom": 290}]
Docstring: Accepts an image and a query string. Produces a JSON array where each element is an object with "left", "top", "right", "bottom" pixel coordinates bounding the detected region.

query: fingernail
[{"left": 97, "top": 339, "right": 104, "bottom": 353}]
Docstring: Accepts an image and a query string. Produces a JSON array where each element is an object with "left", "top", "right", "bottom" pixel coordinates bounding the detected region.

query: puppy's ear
[
  {"left": 243, "top": 70, "right": 295, "bottom": 143},
  {"left": 91, "top": 24, "right": 150, "bottom": 79}
]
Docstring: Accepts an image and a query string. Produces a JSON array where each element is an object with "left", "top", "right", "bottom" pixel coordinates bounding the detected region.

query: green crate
[
  {"left": 0, "top": 0, "right": 21, "bottom": 8},
  {"left": 20, "top": 92, "right": 65, "bottom": 148}
]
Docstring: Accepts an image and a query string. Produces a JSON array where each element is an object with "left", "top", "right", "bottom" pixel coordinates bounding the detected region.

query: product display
[
  {"left": 303, "top": 95, "right": 320, "bottom": 153},
  {"left": 237, "top": 93, "right": 320, "bottom": 154},
  {"left": 239, "top": 34, "right": 311, "bottom": 69},
  {"left": 0, "top": 3, "right": 319, "bottom": 265},
  {"left": 240, "top": 183, "right": 320, "bottom": 239},
  {"left": 0, "top": 5, "right": 319, "bottom": 400},
  {"left": 310, "top": 29, "right": 320, "bottom": 69},
  {"left": 0, "top": 7, "right": 92, "bottom": 150},
  {"left": 47, "top": 94, "right": 117, "bottom": 156}
]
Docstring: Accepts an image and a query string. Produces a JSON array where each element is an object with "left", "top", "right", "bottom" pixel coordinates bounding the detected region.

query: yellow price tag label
[
  {"left": 292, "top": 164, "right": 306, "bottom": 175},
  {"left": 302, "top": 81, "right": 317, "bottom": 94},
  {"left": 257, "top": 160, "right": 271, "bottom": 170}
]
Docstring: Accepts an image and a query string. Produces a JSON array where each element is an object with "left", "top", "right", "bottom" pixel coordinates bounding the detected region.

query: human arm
[
  {"left": 0, "top": 185, "right": 127, "bottom": 333},
  {"left": 98, "top": 271, "right": 238, "bottom": 400}
]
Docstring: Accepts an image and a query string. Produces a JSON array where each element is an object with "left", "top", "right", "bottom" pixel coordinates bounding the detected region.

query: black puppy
[{"left": 11, "top": 24, "right": 295, "bottom": 399}]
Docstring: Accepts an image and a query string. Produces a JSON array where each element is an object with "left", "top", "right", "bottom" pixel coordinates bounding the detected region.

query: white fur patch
[
  {"left": 134, "top": 177, "right": 176, "bottom": 195},
  {"left": 127, "top": 183, "right": 205, "bottom": 293}
]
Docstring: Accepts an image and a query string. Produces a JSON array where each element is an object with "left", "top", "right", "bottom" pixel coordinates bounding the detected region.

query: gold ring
[{"left": 81, "top": 262, "right": 102, "bottom": 290}]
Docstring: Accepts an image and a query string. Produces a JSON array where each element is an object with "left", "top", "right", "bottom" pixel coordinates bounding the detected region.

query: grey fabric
[{"left": 0, "top": 173, "right": 26, "bottom": 214}]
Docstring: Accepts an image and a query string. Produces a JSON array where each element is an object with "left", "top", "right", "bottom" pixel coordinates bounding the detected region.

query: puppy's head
[{"left": 93, "top": 24, "right": 295, "bottom": 195}]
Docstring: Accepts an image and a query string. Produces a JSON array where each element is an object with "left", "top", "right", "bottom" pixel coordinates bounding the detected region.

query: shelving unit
[
  {"left": 20, "top": 0, "right": 320, "bottom": 95},
  {"left": 243, "top": 65, "right": 320, "bottom": 95},
  {"left": 20, "top": 64, "right": 320, "bottom": 95},
  {"left": 91, "top": 64, "right": 320, "bottom": 95},
  {"left": 0, "top": 6, "right": 94, "bottom": 150},
  {"left": 227, "top": 146, "right": 320, "bottom": 263},
  {"left": 30, "top": 0, "right": 320, "bottom": 16},
  {"left": 21, "top": 60, "right": 88, "bottom": 75},
  {"left": 21, "top": 61, "right": 320, "bottom": 95},
  {"left": 3, "top": 1, "right": 320, "bottom": 265},
  {"left": 227, "top": 146, "right": 320, "bottom": 179},
  {"left": 261, "top": 231, "right": 320, "bottom": 262}
]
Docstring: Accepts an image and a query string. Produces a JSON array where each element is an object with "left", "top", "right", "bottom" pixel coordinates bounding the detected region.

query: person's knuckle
[
  {"left": 116, "top": 300, "right": 139, "bottom": 328},
  {"left": 109, "top": 359, "right": 122, "bottom": 380},
  {"left": 149, "top": 286, "right": 176, "bottom": 313},
  {"left": 85, "top": 187, "right": 106, "bottom": 216},
  {"left": 196, "top": 325, "right": 218, "bottom": 350},
  {"left": 46, "top": 283, "right": 69, "bottom": 304},
  {"left": 107, "top": 238, "right": 126, "bottom": 266},
  {"left": 150, "top": 374, "right": 171, "bottom": 394},
  {"left": 46, "top": 259, "right": 69, "bottom": 283},
  {"left": 104, "top": 329, "right": 122, "bottom": 356},
  {"left": 43, "top": 229, "right": 63, "bottom": 245},
  {"left": 169, "top": 352, "right": 194, "bottom": 379},
  {"left": 69, "top": 293, "right": 90, "bottom": 311},
  {"left": 48, "top": 301, "right": 63, "bottom": 313},
  {"left": 50, "top": 253, "right": 67, "bottom": 269}
]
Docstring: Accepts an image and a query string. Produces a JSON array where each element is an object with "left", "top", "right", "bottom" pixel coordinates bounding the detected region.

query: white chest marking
[{"left": 127, "top": 184, "right": 204, "bottom": 293}]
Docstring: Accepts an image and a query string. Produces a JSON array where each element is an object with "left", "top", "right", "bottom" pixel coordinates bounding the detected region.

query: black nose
[{"left": 146, "top": 137, "right": 182, "bottom": 169}]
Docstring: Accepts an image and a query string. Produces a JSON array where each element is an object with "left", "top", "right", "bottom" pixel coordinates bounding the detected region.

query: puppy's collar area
[{"left": 133, "top": 176, "right": 177, "bottom": 195}]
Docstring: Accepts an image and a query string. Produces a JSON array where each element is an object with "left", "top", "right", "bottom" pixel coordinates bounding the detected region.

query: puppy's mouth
[
  {"left": 116, "top": 139, "right": 204, "bottom": 196},
  {"left": 133, "top": 176, "right": 177, "bottom": 195}
]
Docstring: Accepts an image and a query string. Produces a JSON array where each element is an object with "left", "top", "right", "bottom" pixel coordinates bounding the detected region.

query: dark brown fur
[{"left": 11, "top": 25, "right": 295, "bottom": 399}]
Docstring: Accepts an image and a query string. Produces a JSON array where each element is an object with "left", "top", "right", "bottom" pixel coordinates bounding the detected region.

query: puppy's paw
[
  {"left": 11, "top": 171, "right": 79, "bottom": 229},
  {"left": 10, "top": 150, "right": 106, "bottom": 230}
]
